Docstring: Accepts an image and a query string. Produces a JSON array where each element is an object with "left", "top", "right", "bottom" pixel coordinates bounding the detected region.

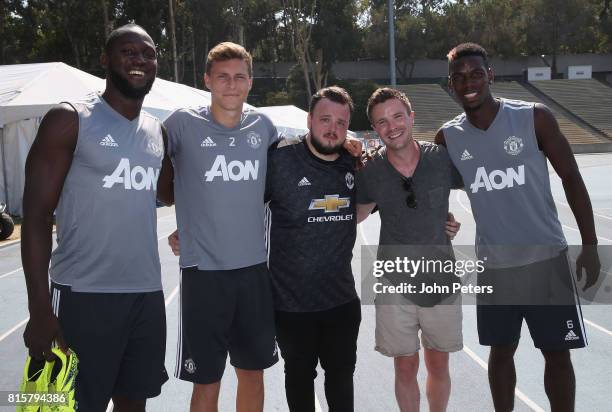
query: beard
[
  {"left": 309, "top": 132, "right": 344, "bottom": 155},
  {"left": 108, "top": 66, "right": 154, "bottom": 100}
]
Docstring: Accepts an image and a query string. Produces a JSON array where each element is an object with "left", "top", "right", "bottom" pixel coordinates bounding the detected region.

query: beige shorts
[{"left": 375, "top": 286, "right": 463, "bottom": 357}]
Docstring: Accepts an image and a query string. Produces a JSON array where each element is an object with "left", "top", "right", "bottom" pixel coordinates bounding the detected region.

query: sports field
[{"left": 0, "top": 153, "right": 610, "bottom": 411}]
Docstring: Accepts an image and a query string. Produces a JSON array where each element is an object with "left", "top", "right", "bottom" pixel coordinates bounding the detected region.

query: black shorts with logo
[
  {"left": 476, "top": 252, "right": 587, "bottom": 350},
  {"left": 51, "top": 282, "right": 168, "bottom": 411},
  {"left": 175, "top": 262, "right": 278, "bottom": 383}
]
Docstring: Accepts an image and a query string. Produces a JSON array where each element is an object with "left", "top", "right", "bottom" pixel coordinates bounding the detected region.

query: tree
[{"left": 524, "top": 0, "right": 604, "bottom": 76}]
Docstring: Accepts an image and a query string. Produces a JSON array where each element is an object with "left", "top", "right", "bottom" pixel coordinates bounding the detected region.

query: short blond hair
[{"left": 205, "top": 42, "right": 253, "bottom": 77}]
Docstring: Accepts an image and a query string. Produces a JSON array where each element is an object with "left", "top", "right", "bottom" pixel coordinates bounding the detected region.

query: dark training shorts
[
  {"left": 476, "top": 251, "right": 587, "bottom": 350},
  {"left": 175, "top": 263, "right": 278, "bottom": 383},
  {"left": 51, "top": 282, "right": 168, "bottom": 412}
]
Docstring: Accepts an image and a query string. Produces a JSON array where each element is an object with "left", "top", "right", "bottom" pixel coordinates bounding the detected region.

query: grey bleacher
[
  {"left": 393, "top": 84, "right": 462, "bottom": 142},
  {"left": 492, "top": 81, "right": 609, "bottom": 145},
  {"left": 531, "top": 79, "right": 612, "bottom": 139}
]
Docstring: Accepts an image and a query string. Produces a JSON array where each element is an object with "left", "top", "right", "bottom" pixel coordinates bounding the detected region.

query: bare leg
[
  {"left": 488, "top": 343, "right": 519, "bottom": 412},
  {"left": 190, "top": 381, "right": 221, "bottom": 412},
  {"left": 423, "top": 348, "right": 450, "bottom": 412},
  {"left": 235, "top": 367, "right": 264, "bottom": 412},
  {"left": 394, "top": 354, "right": 420, "bottom": 412},
  {"left": 112, "top": 396, "right": 146, "bottom": 412},
  {"left": 542, "top": 349, "right": 575, "bottom": 412}
]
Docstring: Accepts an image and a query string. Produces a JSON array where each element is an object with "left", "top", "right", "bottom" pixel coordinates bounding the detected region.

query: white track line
[
  {"left": 106, "top": 283, "right": 180, "bottom": 412},
  {"left": 0, "top": 267, "right": 23, "bottom": 280},
  {"left": 455, "top": 191, "right": 612, "bottom": 336},
  {"left": 0, "top": 317, "right": 28, "bottom": 343},
  {"left": 358, "top": 224, "right": 545, "bottom": 411},
  {"left": 0, "top": 230, "right": 178, "bottom": 349},
  {"left": 0, "top": 212, "right": 176, "bottom": 280},
  {"left": 584, "top": 319, "right": 612, "bottom": 337},
  {"left": 454, "top": 191, "right": 612, "bottom": 243},
  {"left": 462, "top": 346, "right": 545, "bottom": 412}
]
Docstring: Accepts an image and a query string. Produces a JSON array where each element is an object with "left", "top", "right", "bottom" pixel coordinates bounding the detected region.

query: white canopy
[
  {"left": 0, "top": 62, "right": 219, "bottom": 125},
  {"left": 0, "top": 62, "right": 104, "bottom": 126},
  {"left": 257, "top": 105, "right": 309, "bottom": 138},
  {"left": 0, "top": 63, "right": 305, "bottom": 215}
]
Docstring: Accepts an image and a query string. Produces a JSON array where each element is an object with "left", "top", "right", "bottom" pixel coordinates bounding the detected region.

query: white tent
[
  {"left": 0, "top": 63, "right": 216, "bottom": 214},
  {"left": 257, "top": 105, "right": 309, "bottom": 139},
  {"left": 0, "top": 63, "right": 302, "bottom": 215}
]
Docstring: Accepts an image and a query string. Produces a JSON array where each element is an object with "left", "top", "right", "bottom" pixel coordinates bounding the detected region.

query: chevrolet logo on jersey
[{"left": 309, "top": 195, "right": 350, "bottom": 213}]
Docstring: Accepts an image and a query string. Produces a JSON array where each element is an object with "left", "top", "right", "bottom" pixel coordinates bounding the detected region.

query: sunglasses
[{"left": 402, "top": 177, "right": 418, "bottom": 209}]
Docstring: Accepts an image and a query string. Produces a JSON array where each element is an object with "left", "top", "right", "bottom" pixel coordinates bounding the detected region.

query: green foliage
[
  {"left": 286, "top": 63, "right": 310, "bottom": 110},
  {"left": 2, "top": 0, "right": 610, "bottom": 92},
  {"left": 335, "top": 79, "right": 379, "bottom": 131},
  {"left": 264, "top": 91, "right": 291, "bottom": 106}
]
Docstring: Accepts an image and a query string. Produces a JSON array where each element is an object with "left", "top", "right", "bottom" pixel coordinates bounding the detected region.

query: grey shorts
[{"left": 374, "top": 285, "right": 463, "bottom": 357}]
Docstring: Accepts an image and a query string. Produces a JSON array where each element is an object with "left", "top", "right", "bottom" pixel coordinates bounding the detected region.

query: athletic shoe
[
  {"left": 16, "top": 355, "right": 50, "bottom": 412},
  {"left": 43, "top": 347, "right": 78, "bottom": 412}
]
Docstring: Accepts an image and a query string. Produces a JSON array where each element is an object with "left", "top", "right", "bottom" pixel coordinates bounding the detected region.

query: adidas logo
[
  {"left": 201, "top": 136, "right": 217, "bottom": 147},
  {"left": 461, "top": 149, "right": 473, "bottom": 161},
  {"left": 565, "top": 330, "right": 579, "bottom": 341},
  {"left": 298, "top": 177, "right": 311, "bottom": 187},
  {"left": 99, "top": 134, "right": 118, "bottom": 147}
]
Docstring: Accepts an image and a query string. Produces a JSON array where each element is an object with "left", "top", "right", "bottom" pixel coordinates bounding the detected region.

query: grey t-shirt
[
  {"left": 356, "top": 142, "right": 463, "bottom": 248},
  {"left": 356, "top": 142, "right": 463, "bottom": 306},
  {"left": 164, "top": 106, "right": 279, "bottom": 270}
]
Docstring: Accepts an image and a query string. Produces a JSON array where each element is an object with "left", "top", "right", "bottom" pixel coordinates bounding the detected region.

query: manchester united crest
[
  {"left": 503, "top": 136, "right": 524, "bottom": 156},
  {"left": 345, "top": 172, "right": 355, "bottom": 190},
  {"left": 246, "top": 131, "right": 262, "bottom": 149}
]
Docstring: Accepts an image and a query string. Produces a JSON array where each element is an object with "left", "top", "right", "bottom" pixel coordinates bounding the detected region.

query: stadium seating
[
  {"left": 531, "top": 79, "right": 612, "bottom": 139},
  {"left": 492, "top": 81, "right": 609, "bottom": 146},
  {"left": 392, "top": 84, "right": 462, "bottom": 142}
]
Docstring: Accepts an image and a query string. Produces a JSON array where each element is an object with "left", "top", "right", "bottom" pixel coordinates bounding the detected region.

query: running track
[{"left": 0, "top": 153, "right": 610, "bottom": 411}]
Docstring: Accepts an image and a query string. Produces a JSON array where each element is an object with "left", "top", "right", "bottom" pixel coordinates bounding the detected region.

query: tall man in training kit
[
  {"left": 160, "top": 42, "right": 279, "bottom": 412},
  {"left": 438, "top": 42, "right": 600, "bottom": 412},
  {"left": 22, "top": 24, "right": 172, "bottom": 411}
]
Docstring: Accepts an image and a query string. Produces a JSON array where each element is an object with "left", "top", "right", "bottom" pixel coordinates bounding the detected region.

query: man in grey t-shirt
[{"left": 356, "top": 88, "right": 462, "bottom": 412}]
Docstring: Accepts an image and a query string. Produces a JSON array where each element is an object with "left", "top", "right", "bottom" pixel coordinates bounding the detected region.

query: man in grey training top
[
  {"left": 159, "top": 42, "right": 278, "bottom": 412},
  {"left": 438, "top": 42, "right": 600, "bottom": 412},
  {"left": 22, "top": 24, "right": 171, "bottom": 411}
]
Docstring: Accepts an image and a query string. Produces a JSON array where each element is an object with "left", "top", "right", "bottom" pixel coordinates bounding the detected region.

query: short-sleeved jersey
[
  {"left": 164, "top": 107, "right": 278, "bottom": 270},
  {"left": 356, "top": 141, "right": 463, "bottom": 248},
  {"left": 265, "top": 138, "right": 357, "bottom": 312},
  {"left": 50, "top": 94, "right": 164, "bottom": 292},
  {"left": 356, "top": 142, "right": 462, "bottom": 306}
]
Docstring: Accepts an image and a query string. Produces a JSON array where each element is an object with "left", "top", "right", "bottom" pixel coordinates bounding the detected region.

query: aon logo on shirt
[
  {"left": 470, "top": 165, "right": 524, "bottom": 193},
  {"left": 204, "top": 155, "right": 259, "bottom": 182},
  {"left": 103, "top": 158, "right": 160, "bottom": 190}
]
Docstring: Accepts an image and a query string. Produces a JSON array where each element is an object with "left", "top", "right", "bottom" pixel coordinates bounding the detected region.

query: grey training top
[
  {"left": 164, "top": 106, "right": 279, "bottom": 270},
  {"left": 442, "top": 98, "right": 566, "bottom": 267},
  {"left": 50, "top": 94, "right": 164, "bottom": 292}
]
